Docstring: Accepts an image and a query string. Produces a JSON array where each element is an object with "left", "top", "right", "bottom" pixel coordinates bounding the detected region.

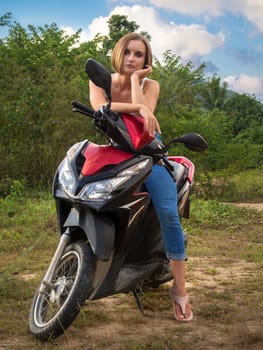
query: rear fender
[{"left": 63, "top": 206, "right": 115, "bottom": 261}]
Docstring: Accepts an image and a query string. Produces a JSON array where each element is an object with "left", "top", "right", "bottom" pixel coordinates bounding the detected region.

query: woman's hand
[
  {"left": 138, "top": 105, "right": 161, "bottom": 137},
  {"left": 131, "top": 65, "right": 153, "bottom": 81}
]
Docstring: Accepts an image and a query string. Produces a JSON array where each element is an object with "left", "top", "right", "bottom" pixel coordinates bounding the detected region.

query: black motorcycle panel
[{"left": 63, "top": 206, "right": 115, "bottom": 261}]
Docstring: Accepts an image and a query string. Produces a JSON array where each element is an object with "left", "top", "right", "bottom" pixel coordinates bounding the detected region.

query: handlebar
[
  {"left": 71, "top": 100, "right": 95, "bottom": 118},
  {"left": 71, "top": 100, "right": 206, "bottom": 168}
]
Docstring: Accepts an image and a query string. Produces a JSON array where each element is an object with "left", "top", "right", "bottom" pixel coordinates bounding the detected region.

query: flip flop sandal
[{"left": 169, "top": 289, "right": 193, "bottom": 322}]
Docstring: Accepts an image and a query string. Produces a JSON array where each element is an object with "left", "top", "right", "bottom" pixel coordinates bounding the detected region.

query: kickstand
[{"left": 132, "top": 287, "right": 145, "bottom": 315}]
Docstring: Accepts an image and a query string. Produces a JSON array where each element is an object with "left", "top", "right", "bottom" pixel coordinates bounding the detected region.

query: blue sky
[{"left": 1, "top": 0, "right": 263, "bottom": 100}]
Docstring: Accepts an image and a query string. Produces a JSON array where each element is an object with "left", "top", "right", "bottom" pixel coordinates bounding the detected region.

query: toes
[
  {"left": 175, "top": 301, "right": 192, "bottom": 320},
  {"left": 175, "top": 303, "right": 185, "bottom": 319}
]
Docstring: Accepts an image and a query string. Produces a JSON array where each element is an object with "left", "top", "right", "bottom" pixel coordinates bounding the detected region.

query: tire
[{"left": 29, "top": 241, "right": 95, "bottom": 341}]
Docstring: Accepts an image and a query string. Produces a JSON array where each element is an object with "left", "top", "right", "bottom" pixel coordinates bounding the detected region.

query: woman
[{"left": 89, "top": 32, "right": 193, "bottom": 322}]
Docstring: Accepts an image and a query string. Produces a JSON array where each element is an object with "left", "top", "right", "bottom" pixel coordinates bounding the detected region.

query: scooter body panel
[{"left": 63, "top": 205, "right": 115, "bottom": 261}]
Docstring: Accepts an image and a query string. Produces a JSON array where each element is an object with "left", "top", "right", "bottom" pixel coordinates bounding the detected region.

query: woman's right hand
[{"left": 138, "top": 105, "right": 161, "bottom": 137}]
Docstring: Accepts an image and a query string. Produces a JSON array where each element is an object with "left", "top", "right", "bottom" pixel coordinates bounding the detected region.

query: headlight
[
  {"left": 79, "top": 176, "right": 130, "bottom": 200},
  {"left": 79, "top": 159, "right": 150, "bottom": 201},
  {"left": 58, "top": 141, "right": 86, "bottom": 195},
  {"left": 58, "top": 158, "right": 77, "bottom": 194}
]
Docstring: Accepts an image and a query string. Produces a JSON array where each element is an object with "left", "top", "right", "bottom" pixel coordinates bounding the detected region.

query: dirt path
[{"left": 233, "top": 202, "right": 263, "bottom": 211}]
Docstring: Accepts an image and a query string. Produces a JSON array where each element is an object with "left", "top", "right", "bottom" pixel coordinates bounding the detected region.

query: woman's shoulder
[
  {"left": 142, "top": 77, "right": 160, "bottom": 91},
  {"left": 111, "top": 72, "right": 118, "bottom": 80}
]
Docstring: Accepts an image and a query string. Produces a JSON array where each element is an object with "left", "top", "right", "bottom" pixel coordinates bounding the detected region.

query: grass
[
  {"left": 0, "top": 194, "right": 262, "bottom": 349},
  {"left": 196, "top": 166, "right": 263, "bottom": 202}
]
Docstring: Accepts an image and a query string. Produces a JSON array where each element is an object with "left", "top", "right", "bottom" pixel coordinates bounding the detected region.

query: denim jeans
[{"left": 145, "top": 163, "right": 186, "bottom": 261}]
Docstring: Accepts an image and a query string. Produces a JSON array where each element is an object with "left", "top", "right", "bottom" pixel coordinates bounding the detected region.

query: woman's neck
[
  {"left": 112, "top": 73, "right": 131, "bottom": 88},
  {"left": 111, "top": 73, "right": 132, "bottom": 103}
]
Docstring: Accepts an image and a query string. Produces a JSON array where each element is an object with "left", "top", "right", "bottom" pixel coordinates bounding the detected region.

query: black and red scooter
[{"left": 29, "top": 59, "right": 207, "bottom": 341}]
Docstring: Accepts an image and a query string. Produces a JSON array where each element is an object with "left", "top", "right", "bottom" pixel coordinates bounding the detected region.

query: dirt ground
[
  {"left": 4, "top": 256, "right": 261, "bottom": 350},
  {"left": 233, "top": 202, "right": 263, "bottom": 211},
  {"left": 0, "top": 202, "right": 262, "bottom": 350},
  {"left": 61, "top": 256, "right": 263, "bottom": 350}
]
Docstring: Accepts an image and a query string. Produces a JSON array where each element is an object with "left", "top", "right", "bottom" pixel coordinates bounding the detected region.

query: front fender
[{"left": 63, "top": 206, "right": 115, "bottom": 261}]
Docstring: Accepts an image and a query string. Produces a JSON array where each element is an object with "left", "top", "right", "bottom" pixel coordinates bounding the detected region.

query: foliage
[
  {"left": 0, "top": 12, "right": 11, "bottom": 26},
  {"left": 102, "top": 14, "right": 139, "bottom": 55},
  {"left": 196, "top": 74, "right": 230, "bottom": 110},
  {"left": 223, "top": 93, "right": 263, "bottom": 139},
  {"left": 0, "top": 14, "right": 263, "bottom": 197},
  {"left": 153, "top": 51, "right": 206, "bottom": 114},
  {"left": 0, "top": 22, "right": 96, "bottom": 190}
]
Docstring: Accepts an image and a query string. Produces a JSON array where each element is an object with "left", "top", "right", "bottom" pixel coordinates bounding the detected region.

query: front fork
[{"left": 39, "top": 228, "right": 71, "bottom": 294}]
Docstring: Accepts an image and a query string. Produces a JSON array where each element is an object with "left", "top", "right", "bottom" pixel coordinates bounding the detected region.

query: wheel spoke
[{"left": 34, "top": 251, "right": 80, "bottom": 327}]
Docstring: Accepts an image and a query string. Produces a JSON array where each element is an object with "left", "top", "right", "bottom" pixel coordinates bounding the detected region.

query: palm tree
[{"left": 198, "top": 74, "right": 229, "bottom": 110}]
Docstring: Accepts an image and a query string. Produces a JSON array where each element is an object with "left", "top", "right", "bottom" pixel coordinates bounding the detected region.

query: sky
[{"left": 1, "top": 0, "right": 263, "bottom": 101}]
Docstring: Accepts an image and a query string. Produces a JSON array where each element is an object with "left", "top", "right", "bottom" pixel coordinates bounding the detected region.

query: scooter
[{"left": 29, "top": 59, "right": 208, "bottom": 341}]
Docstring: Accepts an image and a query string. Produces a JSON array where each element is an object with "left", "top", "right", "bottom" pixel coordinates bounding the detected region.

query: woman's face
[{"left": 122, "top": 39, "right": 146, "bottom": 74}]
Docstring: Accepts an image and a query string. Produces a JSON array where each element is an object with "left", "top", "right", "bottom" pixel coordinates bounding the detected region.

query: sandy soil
[{"left": 233, "top": 202, "right": 263, "bottom": 211}]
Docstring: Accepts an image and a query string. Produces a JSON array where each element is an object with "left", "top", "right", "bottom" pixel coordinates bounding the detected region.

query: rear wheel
[{"left": 29, "top": 242, "right": 95, "bottom": 341}]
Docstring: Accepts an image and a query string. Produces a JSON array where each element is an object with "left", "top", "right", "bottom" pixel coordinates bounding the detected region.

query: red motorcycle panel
[
  {"left": 168, "top": 156, "right": 195, "bottom": 183},
  {"left": 81, "top": 143, "right": 133, "bottom": 176},
  {"left": 121, "top": 113, "right": 154, "bottom": 149}
]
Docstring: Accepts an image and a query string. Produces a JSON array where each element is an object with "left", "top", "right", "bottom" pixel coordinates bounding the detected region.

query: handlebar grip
[{"left": 71, "top": 100, "right": 94, "bottom": 116}]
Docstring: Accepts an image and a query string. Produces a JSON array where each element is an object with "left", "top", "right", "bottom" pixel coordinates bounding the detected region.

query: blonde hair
[{"left": 111, "top": 33, "right": 153, "bottom": 74}]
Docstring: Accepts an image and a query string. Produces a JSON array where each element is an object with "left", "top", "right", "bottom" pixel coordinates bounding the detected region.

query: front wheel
[{"left": 29, "top": 241, "right": 95, "bottom": 341}]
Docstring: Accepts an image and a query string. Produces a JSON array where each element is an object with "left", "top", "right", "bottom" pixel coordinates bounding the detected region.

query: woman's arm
[
  {"left": 89, "top": 80, "right": 148, "bottom": 115},
  {"left": 89, "top": 80, "right": 108, "bottom": 111},
  {"left": 89, "top": 79, "right": 161, "bottom": 136},
  {"left": 130, "top": 66, "right": 160, "bottom": 113}
]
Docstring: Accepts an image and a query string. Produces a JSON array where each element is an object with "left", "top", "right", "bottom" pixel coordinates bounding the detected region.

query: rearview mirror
[
  {"left": 168, "top": 133, "right": 208, "bottom": 152},
  {"left": 86, "top": 59, "right": 112, "bottom": 102}
]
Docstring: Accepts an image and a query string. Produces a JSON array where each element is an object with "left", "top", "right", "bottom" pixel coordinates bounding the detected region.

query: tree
[
  {"left": 223, "top": 93, "right": 263, "bottom": 138},
  {"left": 197, "top": 74, "right": 229, "bottom": 110},
  {"left": 0, "top": 12, "right": 11, "bottom": 26},
  {"left": 1, "top": 15, "right": 262, "bottom": 194},
  {"left": 153, "top": 51, "right": 206, "bottom": 117},
  {"left": 0, "top": 22, "right": 90, "bottom": 188},
  {"left": 76, "top": 36, "right": 112, "bottom": 72},
  {"left": 90, "top": 15, "right": 151, "bottom": 59}
]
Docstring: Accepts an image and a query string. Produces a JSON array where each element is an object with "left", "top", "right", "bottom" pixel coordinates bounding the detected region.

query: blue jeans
[{"left": 145, "top": 163, "right": 186, "bottom": 261}]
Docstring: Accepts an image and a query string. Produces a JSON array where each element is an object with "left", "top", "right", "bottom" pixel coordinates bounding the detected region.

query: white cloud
[
  {"left": 61, "top": 16, "right": 109, "bottom": 45},
  {"left": 85, "top": 16, "right": 109, "bottom": 38},
  {"left": 232, "top": 0, "right": 263, "bottom": 32},
  {"left": 224, "top": 74, "right": 263, "bottom": 99},
  {"left": 85, "top": 5, "right": 224, "bottom": 61},
  {"left": 149, "top": 0, "right": 263, "bottom": 32},
  {"left": 149, "top": 0, "right": 226, "bottom": 16}
]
